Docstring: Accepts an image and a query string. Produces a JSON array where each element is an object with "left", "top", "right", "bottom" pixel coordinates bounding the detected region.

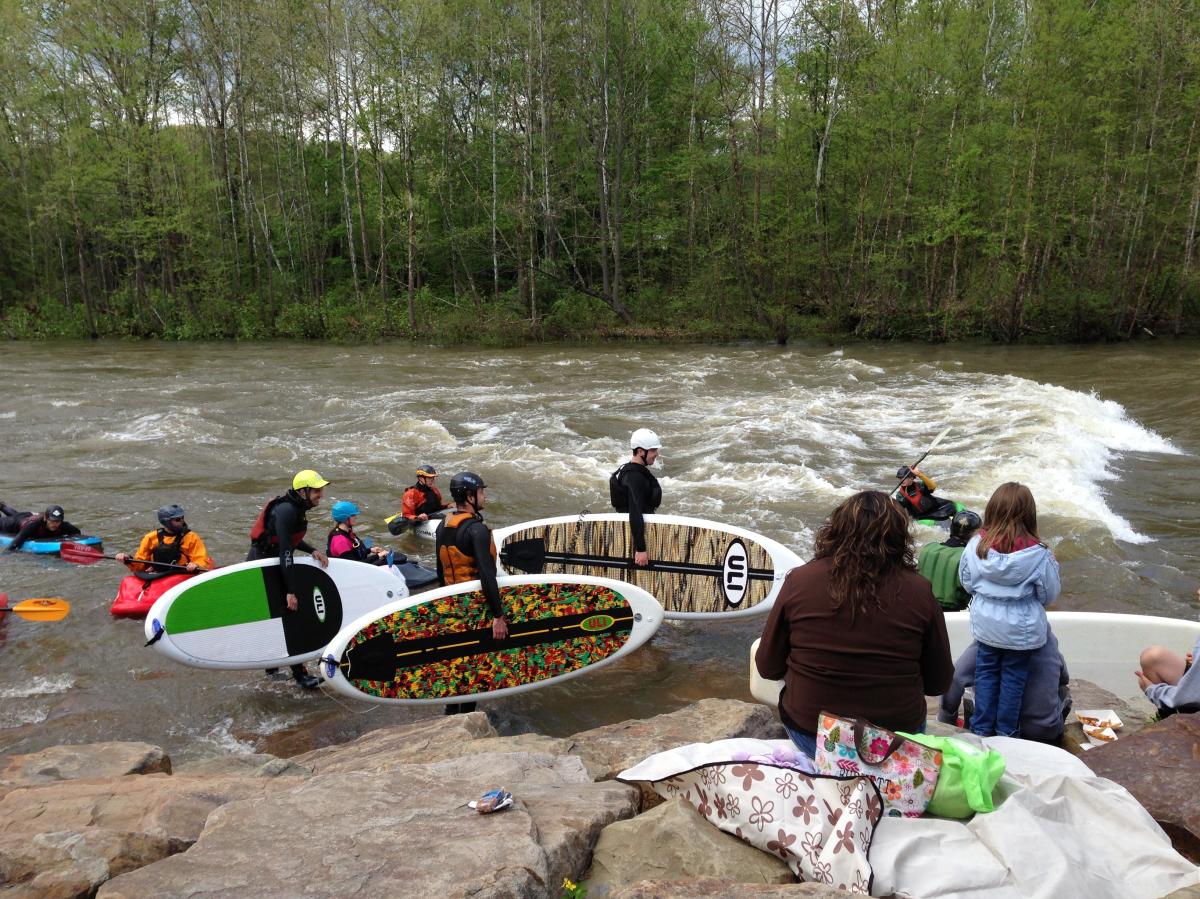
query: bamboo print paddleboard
[
  {"left": 320, "top": 574, "right": 662, "bottom": 704},
  {"left": 492, "top": 513, "right": 803, "bottom": 620}
]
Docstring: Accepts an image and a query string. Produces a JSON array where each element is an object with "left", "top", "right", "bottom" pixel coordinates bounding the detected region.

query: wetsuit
[
  {"left": 402, "top": 482, "right": 447, "bottom": 520},
  {"left": 248, "top": 490, "right": 319, "bottom": 684},
  {"left": 435, "top": 510, "right": 503, "bottom": 715},
  {"left": 2, "top": 512, "right": 82, "bottom": 551},
  {"left": 610, "top": 462, "right": 662, "bottom": 555}
]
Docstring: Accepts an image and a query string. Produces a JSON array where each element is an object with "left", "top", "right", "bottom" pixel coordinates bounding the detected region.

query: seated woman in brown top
[{"left": 755, "top": 490, "right": 954, "bottom": 757}]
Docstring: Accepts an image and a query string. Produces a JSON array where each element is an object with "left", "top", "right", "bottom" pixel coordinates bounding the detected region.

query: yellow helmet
[{"left": 292, "top": 469, "right": 330, "bottom": 490}]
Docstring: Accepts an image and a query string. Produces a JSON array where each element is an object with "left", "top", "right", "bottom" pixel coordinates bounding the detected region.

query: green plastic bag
[{"left": 896, "top": 732, "right": 1006, "bottom": 819}]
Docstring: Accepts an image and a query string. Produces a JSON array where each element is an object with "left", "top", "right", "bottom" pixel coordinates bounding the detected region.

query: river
[{"left": 1, "top": 340, "right": 1197, "bottom": 760}]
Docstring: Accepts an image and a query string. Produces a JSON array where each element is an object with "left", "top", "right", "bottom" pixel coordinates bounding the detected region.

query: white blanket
[{"left": 868, "top": 736, "right": 1200, "bottom": 898}]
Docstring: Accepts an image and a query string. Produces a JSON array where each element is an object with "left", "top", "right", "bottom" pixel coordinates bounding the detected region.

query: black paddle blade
[{"left": 500, "top": 538, "right": 547, "bottom": 574}]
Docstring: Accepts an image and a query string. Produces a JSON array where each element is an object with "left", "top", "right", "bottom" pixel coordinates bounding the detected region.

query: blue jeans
[
  {"left": 784, "top": 718, "right": 926, "bottom": 759},
  {"left": 972, "top": 643, "right": 1035, "bottom": 737}
]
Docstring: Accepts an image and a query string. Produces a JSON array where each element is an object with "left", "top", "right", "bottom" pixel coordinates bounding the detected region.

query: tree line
[{"left": 0, "top": 0, "right": 1197, "bottom": 343}]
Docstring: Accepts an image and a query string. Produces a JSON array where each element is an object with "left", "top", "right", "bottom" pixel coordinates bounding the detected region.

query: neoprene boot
[{"left": 291, "top": 664, "right": 319, "bottom": 690}]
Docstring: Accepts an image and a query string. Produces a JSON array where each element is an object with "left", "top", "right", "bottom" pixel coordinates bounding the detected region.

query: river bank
[{"left": 2, "top": 686, "right": 1197, "bottom": 898}]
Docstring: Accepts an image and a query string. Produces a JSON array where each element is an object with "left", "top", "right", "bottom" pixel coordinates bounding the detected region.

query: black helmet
[
  {"left": 44, "top": 505, "right": 65, "bottom": 521},
  {"left": 449, "top": 471, "right": 487, "bottom": 503},
  {"left": 896, "top": 466, "right": 913, "bottom": 480},
  {"left": 950, "top": 509, "right": 982, "bottom": 541},
  {"left": 415, "top": 464, "right": 438, "bottom": 477},
  {"left": 157, "top": 504, "right": 186, "bottom": 527}
]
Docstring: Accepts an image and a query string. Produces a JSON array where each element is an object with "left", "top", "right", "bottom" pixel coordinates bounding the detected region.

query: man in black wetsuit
[
  {"left": 1, "top": 504, "right": 82, "bottom": 552},
  {"left": 609, "top": 428, "right": 663, "bottom": 568},
  {"left": 247, "top": 470, "right": 331, "bottom": 689},
  {"left": 435, "top": 471, "right": 507, "bottom": 714}
]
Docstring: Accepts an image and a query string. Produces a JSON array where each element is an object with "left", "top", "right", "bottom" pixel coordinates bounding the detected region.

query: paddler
[
  {"left": 916, "top": 509, "right": 981, "bottom": 611},
  {"left": 327, "top": 500, "right": 390, "bottom": 565},
  {"left": 609, "top": 428, "right": 662, "bottom": 568},
  {"left": 1, "top": 504, "right": 83, "bottom": 552},
  {"left": 247, "top": 469, "right": 331, "bottom": 690},
  {"left": 436, "top": 471, "right": 507, "bottom": 714},
  {"left": 894, "top": 465, "right": 959, "bottom": 521},
  {"left": 115, "top": 504, "right": 214, "bottom": 574},
  {"left": 387, "top": 464, "right": 452, "bottom": 534}
]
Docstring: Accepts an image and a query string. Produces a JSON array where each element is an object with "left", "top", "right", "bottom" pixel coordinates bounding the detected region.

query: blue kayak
[{"left": 0, "top": 534, "right": 103, "bottom": 554}]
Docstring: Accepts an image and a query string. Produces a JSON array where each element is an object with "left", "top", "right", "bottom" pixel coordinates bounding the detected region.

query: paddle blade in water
[
  {"left": 59, "top": 542, "right": 105, "bottom": 564},
  {"left": 0, "top": 598, "right": 70, "bottom": 621}
]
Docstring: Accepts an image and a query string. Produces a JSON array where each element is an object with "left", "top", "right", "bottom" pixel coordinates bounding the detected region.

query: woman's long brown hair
[
  {"left": 813, "top": 490, "right": 915, "bottom": 615},
  {"left": 977, "top": 482, "right": 1039, "bottom": 557}
]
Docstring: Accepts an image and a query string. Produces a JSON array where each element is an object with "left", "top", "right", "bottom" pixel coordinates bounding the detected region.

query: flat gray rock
[
  {"left": 0, "top": 742, "right": 170, "bottom": 796},
  {"left": 289, "top": 711, "right": 498, "bottom": 773},
  {"left": 98, "top": 751, "right": 640, "bottom": 899},
  {"left": 586, "top": 798, "right": 793, "bottom": 897}
]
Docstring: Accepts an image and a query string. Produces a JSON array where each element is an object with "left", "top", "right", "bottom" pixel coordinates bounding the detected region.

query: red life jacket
[{"left": 249, "top": 494, "right": 307, "bottom": 550}]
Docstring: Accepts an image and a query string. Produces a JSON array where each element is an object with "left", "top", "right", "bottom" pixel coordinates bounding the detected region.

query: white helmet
[{"left": 630, "top": 428, "right": 662, "bottom": 451}]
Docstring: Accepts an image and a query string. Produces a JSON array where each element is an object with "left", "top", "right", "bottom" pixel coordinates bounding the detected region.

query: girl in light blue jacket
[{"left": 958, "top": 482, "right": 1060, "bottom": 737}]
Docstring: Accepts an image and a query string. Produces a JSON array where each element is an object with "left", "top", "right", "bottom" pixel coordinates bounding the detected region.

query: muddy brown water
[{"left": 1, "top": 340, "right": 1197, "bottom": 760}]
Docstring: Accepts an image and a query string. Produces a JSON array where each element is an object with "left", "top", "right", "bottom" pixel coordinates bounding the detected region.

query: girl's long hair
[
  {"left": 977, "top": 482, "right": 1039, "bottom": 557},
  {"left": 813, "top": 490, "right": 915, "bottom": 615}
]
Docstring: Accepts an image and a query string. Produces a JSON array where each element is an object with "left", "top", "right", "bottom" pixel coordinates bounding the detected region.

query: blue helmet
[{"left": 331, "top": 500, "right": 360, "bottom": 523}]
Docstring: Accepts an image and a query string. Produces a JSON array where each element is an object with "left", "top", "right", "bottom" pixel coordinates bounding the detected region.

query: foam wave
[
  {"left": 0, "top": 708, "right": 50, "bottom": 728},
  {"left": 0, "top": 674, "right": 75, "bottom": 699}
]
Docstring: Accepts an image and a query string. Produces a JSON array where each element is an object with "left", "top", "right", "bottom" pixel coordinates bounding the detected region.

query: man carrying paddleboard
[
  {"left": 1, "top": 503, "right": 82, "bottom": 552},
  {"left": 247, "top": 469, "right": 331, "bottom": 689},
  {"left": 116, "top": 504, "right": 214, "bottom": 574},
  {"left": 610, "top": 429, "right": 663, "bottom": 568},
  {"left": 436, "top": 472, "right": 507, "bottom": 713}
]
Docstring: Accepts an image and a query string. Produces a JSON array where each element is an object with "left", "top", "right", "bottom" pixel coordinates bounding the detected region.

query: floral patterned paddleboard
[{"left": 320, "top": 574, "right": 663, "bottom": 703}]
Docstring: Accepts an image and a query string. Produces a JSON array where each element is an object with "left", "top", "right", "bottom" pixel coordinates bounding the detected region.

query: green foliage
[{"left": 0, "top": 0, "right": 1198, "bottom": 344}]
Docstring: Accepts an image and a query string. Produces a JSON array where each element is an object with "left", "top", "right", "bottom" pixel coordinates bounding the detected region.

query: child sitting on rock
[{"left": 1136, "top": 587, "right": 1200, "bottom": 718}]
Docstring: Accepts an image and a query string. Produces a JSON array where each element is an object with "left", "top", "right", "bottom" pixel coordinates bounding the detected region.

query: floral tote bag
[
  {"left": 645, "top": 762, "right": 883, "bottom": 893},
  {"left": 814, "top": 712, "right": 942, "bottom": 818}
]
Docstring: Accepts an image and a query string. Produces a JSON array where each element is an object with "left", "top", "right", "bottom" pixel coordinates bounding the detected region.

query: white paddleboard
[
  {"left": 748, "top": 610, "right": 1200, "bottom": 706},
  {"left": 144, "top": 557, "right": 407, "bottom": 670},
  {"left": 492, "top": 513, "right": 803, "bottom": 620},
  {"left": 319, "top": 574, "right": 663, "bottom": 704}
]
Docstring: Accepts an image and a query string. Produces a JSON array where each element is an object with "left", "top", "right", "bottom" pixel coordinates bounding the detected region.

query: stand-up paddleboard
[
  {"left": 320, "top": 574, "right": 663, "bottom": 704},
  {"left": 748, "top": 611, "right": 1200, "bottom": 706},
  {"left": 0, "top": 534, "right": 102, "bottom": 555},
  {"left": 144, "top": 558, "right": 408, "bottom": 669},
  {"left": 492, "top": 513, "right": 802, "bottom": 620}
]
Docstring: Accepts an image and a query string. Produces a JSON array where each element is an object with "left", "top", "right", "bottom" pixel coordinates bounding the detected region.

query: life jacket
[
  {"left": 436, "top": 510, "right": 496, "bottom": 585},
  {"left": 409, "top": 482, "right": 444, "bottom": 517},
  {"left": 150, "top": 528, "right": 187, "bottom": 571},
  {"left": 327, "top": 525, "right": 372, "bottom": 563},
  {"left": 898, "top": 481, "right": 938, "bottom": 516},
  {"left": 249, "top": 493, "right": 307, "bottom": 550},
  {"left": 609, "top": 463, "right": 662, "bottom": 513}
]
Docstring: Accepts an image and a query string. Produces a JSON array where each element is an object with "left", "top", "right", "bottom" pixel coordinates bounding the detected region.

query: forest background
[{"left": 0, "top": 0, "right": 1198, "bottom": 344}]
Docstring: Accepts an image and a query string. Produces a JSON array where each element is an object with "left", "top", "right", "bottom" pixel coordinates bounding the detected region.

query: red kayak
[{"left": 110, "top": 573, "right": 194, "bottom": 619}]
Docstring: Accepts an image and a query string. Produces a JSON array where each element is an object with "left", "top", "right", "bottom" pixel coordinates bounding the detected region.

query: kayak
[
  {"left": 111, "top": 572, "right": 194, "bottom": 619},
  {"left": 0, "top": 534, "right": 103, "bottom": 555},
  {"left": 916, "top": 501, "right": 966, "bottom": 529},
  {"left": 385, "top": 513, "right": 441, "bottom": 540}
]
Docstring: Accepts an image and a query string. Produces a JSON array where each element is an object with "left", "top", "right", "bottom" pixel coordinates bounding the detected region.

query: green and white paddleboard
[
  {"left": 144, "top": 558, "right": 406, "bottom": 669},
  {"left": 320, "top": 574, "right": 663, "bottom": 704}
]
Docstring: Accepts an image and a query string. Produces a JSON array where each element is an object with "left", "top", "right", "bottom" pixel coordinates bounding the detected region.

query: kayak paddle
[
  {"left": 0, "top": 597, "right": 71, "bottom": 622},
  {"left": 59, "top": 541, "right": 207, "bottom": 573}
]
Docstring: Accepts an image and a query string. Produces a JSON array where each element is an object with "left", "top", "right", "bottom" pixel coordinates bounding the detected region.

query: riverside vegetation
[{"left": 0, "top": 0, "right": 1198, "bottom": 344}]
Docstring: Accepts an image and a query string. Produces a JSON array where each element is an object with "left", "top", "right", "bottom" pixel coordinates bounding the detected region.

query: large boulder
[
  {"left": 0, "top": 742, "right": 170, "bottom": 796},
  {"left": 289, "top": 711, "right": 498, "bottom": 773},
  {"left": 568, "top": 699, "right": 784, "bottom": 786},
  {"left": 0, "top": 773, "right": 292, "bottom": 896},
  {"left": 609, "top": 881, "right": 857, "bottom": 898},
  {"left": 172, "top": 753, "right": 311, "bottom": 779},
  {"left": 1080, "top": 712, "right": 1200, "bottom": 862},
  {"left": 99, "top": 751, "right": 640, "bottom": 899},
  {"left": 585, "top": 798, "right": 793, "bottom": 897}
]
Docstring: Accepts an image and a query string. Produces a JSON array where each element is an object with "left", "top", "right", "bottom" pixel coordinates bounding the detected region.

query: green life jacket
[{"left": 917, "top": 542, "right": 971, "bottom": 611}]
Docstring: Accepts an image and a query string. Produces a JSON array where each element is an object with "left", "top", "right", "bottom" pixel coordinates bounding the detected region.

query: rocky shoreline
[{"left": 0, "top": 685, "right": 1197, "bottom": 898}]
